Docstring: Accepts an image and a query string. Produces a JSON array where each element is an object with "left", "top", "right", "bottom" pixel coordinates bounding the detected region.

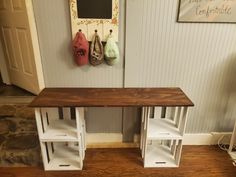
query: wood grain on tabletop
[{"left": 29, "top": 88, "right": 194, "bottom": 107}]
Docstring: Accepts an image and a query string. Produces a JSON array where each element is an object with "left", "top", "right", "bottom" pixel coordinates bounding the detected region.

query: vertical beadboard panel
[
  {"left": 125, "top": 0, "right": 236, "bottom": 133},
  {"left": 32, "top": 0, "right": 125, "bottom": 133}
]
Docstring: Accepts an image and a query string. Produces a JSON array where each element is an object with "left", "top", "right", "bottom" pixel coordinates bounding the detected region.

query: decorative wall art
[
  {"left": 178, "top": 0, "right": 236, "bottom": 23},
  {"left": 69, "top": 0, "right": 119, "bottom": 41}
]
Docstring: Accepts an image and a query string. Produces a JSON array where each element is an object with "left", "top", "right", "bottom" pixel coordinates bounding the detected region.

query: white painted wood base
[
  {"left": 42, "top": 142, "right": 83, "bottom": 171},
  {"left": 34, "top": 107, "right": 231, "bottom": 170},
  {"left": 35, "top": 107, "right": 86, "bottom": 171},
  {"left": 140, "top": 106, "right": 188, "bottom": 168}
]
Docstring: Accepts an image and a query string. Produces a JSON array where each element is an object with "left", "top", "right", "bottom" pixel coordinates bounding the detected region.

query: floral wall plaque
[{"left": 178, "top": 0, "right": 236, "bottom": 23}]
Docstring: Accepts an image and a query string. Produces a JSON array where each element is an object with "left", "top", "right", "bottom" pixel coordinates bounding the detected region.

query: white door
[{"left": 0, "top": 0, "right": 44, "bottom": 94}]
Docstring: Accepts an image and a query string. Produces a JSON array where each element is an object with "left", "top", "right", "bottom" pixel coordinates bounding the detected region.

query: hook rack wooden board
[{"left": 69, "top": 0, "right": 119, "bottom": 42}]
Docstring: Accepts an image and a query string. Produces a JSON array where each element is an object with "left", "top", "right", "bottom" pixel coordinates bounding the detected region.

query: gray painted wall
[
  {"left": 32, "top": 0, "right": 124, "bottom": 87},
  {"left": 32, "top": 0, "right": 125, "bottom": 133}
]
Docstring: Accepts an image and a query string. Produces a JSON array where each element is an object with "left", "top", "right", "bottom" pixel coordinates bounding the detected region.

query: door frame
[
  {"left": 0, "top": 39, "right": 10, "bottom": 84},
  {"left": 0, "top": 0, "right": 45, "bottom": 92}
]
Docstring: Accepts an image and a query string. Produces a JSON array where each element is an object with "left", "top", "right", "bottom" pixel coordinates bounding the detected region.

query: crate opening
[
  {"left": 43, "top": 142, "right": 82, "bottom": 170},
  {"left": 144, "top": 139, "right": 182, "bottom": 168}
]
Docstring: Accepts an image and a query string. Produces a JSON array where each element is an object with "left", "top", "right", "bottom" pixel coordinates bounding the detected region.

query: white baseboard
[
  {"left": 86, "top": 132, "right": 232, "bottom": 147},
  {"left": 183, "top": 132, "right": 232, "bottom": 145},
  {"left": 86, "top": 133, "right": 123, "bottom": 143}
]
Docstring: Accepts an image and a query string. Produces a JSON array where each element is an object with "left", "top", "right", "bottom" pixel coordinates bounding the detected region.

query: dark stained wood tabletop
[{"left": 29, "top": 88, "right": 194, "bottom": 107}]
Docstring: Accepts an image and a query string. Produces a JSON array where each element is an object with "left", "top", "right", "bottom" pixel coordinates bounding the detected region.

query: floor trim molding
[{"left": 86, "top": 132, "right": 232, "bottom": 148}]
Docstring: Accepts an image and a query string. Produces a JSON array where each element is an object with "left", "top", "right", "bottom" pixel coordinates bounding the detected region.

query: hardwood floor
[
  {"left": 0, "top": 84, "right": 34, "bottom": 97},
  {"left": 0, "top": 74, "right": 34, "bottom": 97},
  {"left": 0, "top": 146, "right": 235, "bottom": 177}
]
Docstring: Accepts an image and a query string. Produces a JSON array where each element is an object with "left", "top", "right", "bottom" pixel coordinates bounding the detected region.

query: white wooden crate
[
  {"left": 35, "top": 107, "right": 85, "bottom": 141},
  {"left": 40, "top": 142, "right": 83, "bottom": 171},
  {"left": 35, "top": 107, "right": 86, "bottom": 170},
  {"left": 140, "top": 107, "right": 188, "bottom": 149},
  {"left": 144, "top": 139, "right": 183, "bottom": 168},
  {"left": 148, "top": 107, "right": 188, "bottom": 139},
  {"left": 140, "top": 106, "right": 189, "bottom": 168},
  {"left": 35, "top": 108, "right": 76, "bottom": 141}
]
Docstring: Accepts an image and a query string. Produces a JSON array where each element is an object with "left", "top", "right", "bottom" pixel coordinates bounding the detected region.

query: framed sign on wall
[
  {"left": 69, "top": 0, "right": 119, "bottom": 41},
  {"left": 178, "top": 0, "right": 236, "bottom": 23}
]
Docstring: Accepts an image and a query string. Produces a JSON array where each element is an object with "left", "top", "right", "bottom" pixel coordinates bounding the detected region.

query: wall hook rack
[{"left": 70, "top": 0, "right": 119, "bottom": 42}]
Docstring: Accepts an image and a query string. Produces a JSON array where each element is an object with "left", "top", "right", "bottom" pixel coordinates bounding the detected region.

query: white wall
[{"left": 125, "top": 0, "right": 236, "bottom": 133}]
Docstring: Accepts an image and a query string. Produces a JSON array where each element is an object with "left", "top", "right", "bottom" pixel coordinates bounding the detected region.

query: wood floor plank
[{"left": 0, "top": 146, "right": 235, "bottom": 177}]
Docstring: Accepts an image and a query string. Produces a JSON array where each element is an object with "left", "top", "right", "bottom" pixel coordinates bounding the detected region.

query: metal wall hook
[
  {"left": 79, "top": 29, "right": 82, "bottom": 32},
  {"left": 95, "top": 29, "right": 98, "bottom": 33},
  {"left": 110, "top": 29, "right": 113, "bottom": 34}
]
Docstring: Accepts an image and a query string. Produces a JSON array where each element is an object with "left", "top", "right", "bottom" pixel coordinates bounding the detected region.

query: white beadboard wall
[
  {"left": 32, "top": 0, "right": 236, "bottom": 135},
  {"left": 125, "top": 0, "right": 236, "bottom": 133}
]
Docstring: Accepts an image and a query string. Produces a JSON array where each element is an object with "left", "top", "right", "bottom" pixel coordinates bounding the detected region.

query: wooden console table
[{"left": 29, "top": 88, "right": 194, "bottom": 170}]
